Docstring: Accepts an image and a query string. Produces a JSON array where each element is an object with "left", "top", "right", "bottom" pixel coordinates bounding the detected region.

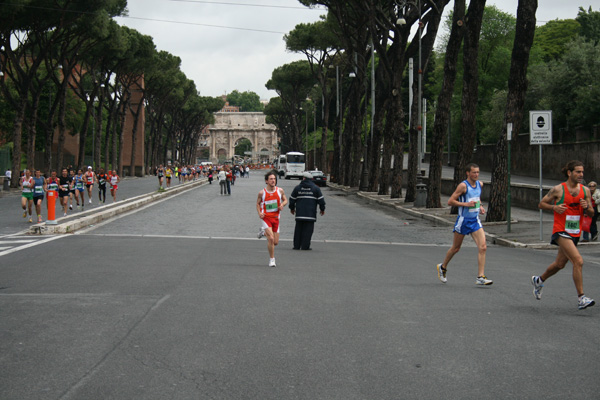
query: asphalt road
[{"left": 1, "top": 174, "right": 598, "bottom": 399}]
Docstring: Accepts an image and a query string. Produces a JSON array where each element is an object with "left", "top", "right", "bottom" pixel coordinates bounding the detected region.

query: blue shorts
[{"left": 453, "top": 216, "right": 482, "bottom": 235}]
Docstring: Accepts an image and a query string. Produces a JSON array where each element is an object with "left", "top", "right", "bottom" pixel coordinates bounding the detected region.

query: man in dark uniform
[{"left": 289, "top": 172, "right": 326, "bottom": 250}]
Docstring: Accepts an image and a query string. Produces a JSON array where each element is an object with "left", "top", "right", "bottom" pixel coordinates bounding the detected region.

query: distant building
[{"left": 197, "top": 112, "right": 278, "bottom": 164}]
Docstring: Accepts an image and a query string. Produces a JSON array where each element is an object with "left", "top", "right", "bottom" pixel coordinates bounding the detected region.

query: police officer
[{"left": 289, "top": 172, "right": 326, "bottom": 250}]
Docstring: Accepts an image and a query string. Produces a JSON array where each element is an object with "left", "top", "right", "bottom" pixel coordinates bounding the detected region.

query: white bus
[{"left": 277, "top": 151, "right": 306, "bottom": 179}]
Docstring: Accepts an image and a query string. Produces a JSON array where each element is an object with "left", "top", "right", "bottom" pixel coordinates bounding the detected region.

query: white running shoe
[
  {"left": 436, "top": 263, "right": 447, "bottom": 283},
  {"left": 89, "top": 199, "right": 92, "bottom": 204},
  {"left": 531, "top": 276, "right": 543, "bottom": 300},
  {"left": 578, "top": 295, "right": 595, "bottom": 310},
  {"left": 269, "top": 258, "right": 276, "bottom": 268},
  {"left": 475, "top": 276, "right": 493, "bottom": 285},
  {"left": 257, "top": 228, "right": 265, "bottom": 239}
]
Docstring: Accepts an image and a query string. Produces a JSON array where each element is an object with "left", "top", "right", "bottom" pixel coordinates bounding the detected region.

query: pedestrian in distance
[
  {"left": 58, "top": 168, "right": 72, "bottom": 217},
  {"left": 73, "top": 169, "right": 85, "bottom": 210},
  {"left": 108, "top": 170, "right": 120, "bottom": 202},
  {"left": 96, "top": 168, "right": 108, "bottom": 204},
  {"left": 436, "top": 163, "right": 492, "bottom": 286},
  {"left": 289, "top": 172, "right": 325, "bottom": 250},
  {"left": 20, "top": 169, "right": 34, "bottom": 223},
  {"left": 165, "top": 166, "right": 173, "bottom": 188},
  {"left": 68, "top": 169, "right": 76, "bottom": 210},
  {"left": 225, "top": 166, "right": 232, "bottom": 194},
  {"left": 531, "top": 160, "right": 595, "bottom": 310},
  {"left": 257, "top": 170, "right": 288, "bottom": 267},
  {"left": 217, "top": 167, "right": 227, "bottom": 195},
  {"left": 581, "top": 181, "right": 598, "bottom": 242},
  {"left": 157, "top": 164, "right": 165, "bottom": 189},
  {"left": 32, "top": 169, "right": 46, "bottom": 223},
  {"left": 84, "top": 166, "right": 96, "bottom": 205}
]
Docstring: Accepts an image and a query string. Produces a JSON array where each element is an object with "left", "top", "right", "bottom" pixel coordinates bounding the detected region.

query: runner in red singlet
[
  {"left": 532, "top": 160, "right": 595, "bottom": 309},
  {"left": 256, "top": 170, "right": 288, "bottom": 267}
]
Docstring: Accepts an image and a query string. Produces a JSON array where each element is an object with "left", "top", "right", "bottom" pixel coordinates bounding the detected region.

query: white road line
[
  {"left": 0, "top": 235, "right": 65, "bottom": 257},
  {"left": 0, "top": 240, "right": 36, "bottom": 244},
  {"left": 80, "top": 233, "right": 446, "bottom": 246}
]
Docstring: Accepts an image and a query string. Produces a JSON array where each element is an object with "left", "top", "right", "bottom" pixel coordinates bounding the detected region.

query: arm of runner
[
  {"left": 581, "top": 186, "right": 595, "bottom": 217},
  {"left": 447, "top": 182, "right": 470, "bottom": 208},
  {"left": 539, "top": 184, "right": 566, "bottom": 214},
  {"left": 278, "top": 188, "right": 288, "bottom": 210},
  {"left": 256, "top": 191, "right": 265, "bottom": 219}
]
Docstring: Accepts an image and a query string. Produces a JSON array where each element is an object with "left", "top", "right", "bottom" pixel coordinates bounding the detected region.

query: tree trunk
[
  {"left": 452, "top": 0, "right": 486, "bottom": 212},
  {"left": 77, "top": 101, "right": 93, "bottom": 169},
  {"left": 104, "top": 99, "right": 115, "bottom": 171},
  {"left": 10, "top": 98, "right": 27, "bottom": 188},
  {"left": 427, "top": 0, "right": 466, "bottom": 208},
  {"left": 94, "top": 91, "right": 104, "bottom": 170},
  {"left": 389, "top": 90, "right": 406, "bottom": 198},
  {"left": 487, "top": 0, "right": 538, "bottom": 222},
  {"left": 56, "top": 81, "right": 68, "bottom": 170},
  {"left": 129, "top": 94, "right": 144, "bottom": 177},
  {"left": 27, "top": 92, "right": 41, "bottom": 171},
  {"left": 117, "top": 95, "right": 129, "bottom": 176}
]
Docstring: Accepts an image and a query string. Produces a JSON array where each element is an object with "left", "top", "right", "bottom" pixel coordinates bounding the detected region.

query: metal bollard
[{"left": 414, "top": 181, "right": 427, "bottom": 208}]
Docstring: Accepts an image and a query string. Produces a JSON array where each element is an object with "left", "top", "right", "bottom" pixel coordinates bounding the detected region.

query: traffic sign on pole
[{"left": 529, "top": 110, "right": 552, "bottom": 144}]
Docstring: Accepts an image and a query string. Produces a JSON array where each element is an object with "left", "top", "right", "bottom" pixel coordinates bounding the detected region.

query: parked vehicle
[
  {"left": 276, "top": 152, "right": 305, "bottom": 179},
  {"left": 309, "top": 170, "right": 327, "bottom": 187}
]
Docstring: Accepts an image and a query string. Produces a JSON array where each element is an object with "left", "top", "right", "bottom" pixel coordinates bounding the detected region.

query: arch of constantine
[{"left": 199, "top": 112, "right": 279, "bottom": 164}]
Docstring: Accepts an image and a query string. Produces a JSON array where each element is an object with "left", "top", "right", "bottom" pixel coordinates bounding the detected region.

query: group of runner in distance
[{"left": 20, "top": 166, "right": 120, "bottom": 222}]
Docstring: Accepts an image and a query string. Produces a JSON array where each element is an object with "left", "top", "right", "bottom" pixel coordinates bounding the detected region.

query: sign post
[{"left": 530, "top": 110, "right": 552, "bottom": 241}]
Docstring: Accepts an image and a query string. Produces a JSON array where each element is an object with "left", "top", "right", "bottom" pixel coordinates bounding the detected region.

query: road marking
[
  {"left": 80, "top": 233, "right": 447, "bottom": 247},
  {"left": 0, "top": 235, "right": 65, "bottom": 257}
]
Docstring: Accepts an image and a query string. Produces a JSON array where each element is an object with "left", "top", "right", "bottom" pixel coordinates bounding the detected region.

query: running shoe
[
  {"left": 578, "top": 296, "right": 595, "bottom": 310},
  {"left": 69, "top": 204, "right": 73, "bottom": 210},
  {"left": 22, "top": 210, "right": 27, "bottom": 218},
  {"left": 269, "top": 258, "right": 276, "bottom": 268},
  {"left": 89, "top": 199, "right": 92, "bottom": 204},
  {"left": 63, "top": 212, "right": 67, "bottom": 217},
  {"left": 28, "top": 217, "right": 32, "bottom": 223},
  {"left": 531, "top": 276, "right": 543, "bottom": 300},
  {"left": 38, "top": 216, "right": 42, "bottom": 223},
  {"left": 475, "top": 276, "right": 493, "bottom": 285},
  {"left": 436, "top": 263, "right": 447, "bottom": 283},
  {"left": 257, "top": 228, "right": 265, "bottom": 239}
]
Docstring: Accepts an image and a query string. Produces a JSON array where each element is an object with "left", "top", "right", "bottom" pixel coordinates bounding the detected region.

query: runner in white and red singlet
[{"left": 256, "top": 170, "right": 288, "bottom": 267}]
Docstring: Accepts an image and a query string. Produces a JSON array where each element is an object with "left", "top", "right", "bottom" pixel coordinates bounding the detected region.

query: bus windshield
[{"left": 287, "top": 154, "right": 305, "bottom": 164}]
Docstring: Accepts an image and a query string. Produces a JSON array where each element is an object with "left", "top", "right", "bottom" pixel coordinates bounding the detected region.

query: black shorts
[
  {"left": 86, "top": 184, "right": 93, "bottom": 188},
  {"left": 59, "top": 191, "right": 70, "bottom": 198},
  {"left": 551, "top": 231, "right": 580, "bottom": 247},
  {"left": 33, "top": 195, "right": 44, "bottom": 204}
]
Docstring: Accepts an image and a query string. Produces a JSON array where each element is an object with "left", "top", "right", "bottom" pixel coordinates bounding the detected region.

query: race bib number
[
  {"left": 565, "top": 215, "right": 581, "bottom": 235},
  {"left": 34, "top": 185, "right": 43, "bottom": 194},
  {"left": 468, "top": 196, "right": 481, "bottom": 213},
  {"left": 264, "top": 199, "right": 278, "bottom": 213}
]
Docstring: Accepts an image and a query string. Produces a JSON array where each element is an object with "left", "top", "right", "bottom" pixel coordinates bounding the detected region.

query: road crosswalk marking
[{"left": 0, "top": 235, "right": 64, "bottom": 257}]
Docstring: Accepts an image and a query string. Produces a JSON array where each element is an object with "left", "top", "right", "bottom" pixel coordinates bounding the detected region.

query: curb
[{"left": 29, "top": 179, "right": 208, "bottom": 235}]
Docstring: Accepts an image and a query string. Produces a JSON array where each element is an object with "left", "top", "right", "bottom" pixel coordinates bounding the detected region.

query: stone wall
[{"left": 469, "top": 133, "right": 600, "bottom": 183}]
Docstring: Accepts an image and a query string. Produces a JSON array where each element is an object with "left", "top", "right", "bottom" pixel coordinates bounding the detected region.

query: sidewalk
[{"left": 328, "top": 177, "right": 599, "bottom": 249}]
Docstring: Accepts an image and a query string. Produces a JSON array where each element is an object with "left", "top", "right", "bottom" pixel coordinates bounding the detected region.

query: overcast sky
[{"left": 114, "top": 0, "right": 590, "bottom": 100}]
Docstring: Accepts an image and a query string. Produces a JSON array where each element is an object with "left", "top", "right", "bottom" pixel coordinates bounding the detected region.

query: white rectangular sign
[{"left": 530, "top": 110, "right": 552, "bottom": 145}]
